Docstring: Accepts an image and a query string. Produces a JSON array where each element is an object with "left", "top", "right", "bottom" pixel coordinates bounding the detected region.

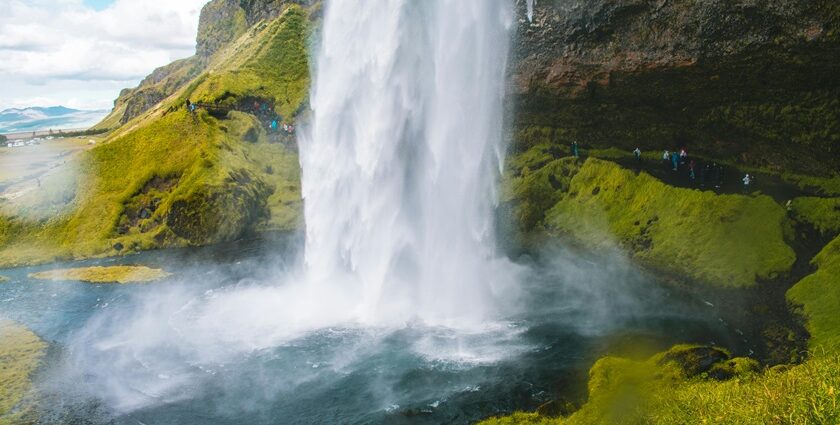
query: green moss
[
  {"left": 28, "top": 265, "right": 171, "bottom": 284},
  {"left": 538, "top": 158, "right": 795, "bottom": 287},
  {"left": 479, "top": 412, "right": 557, "bottom": 425},
  {"left": 480, "top": 347, "right": 840, "bottom": 425},
  {"left": 787, "top": 236, "right": 840, "bottom": 353},
  {"left": 789, "top": 197, "right": 840, "bottom": 237},
  {"left": 0, "top": 320, "right": 46, "bottom": 425},
  {"left": 0, "top": 276, "right": 7, "bottom": 283}
]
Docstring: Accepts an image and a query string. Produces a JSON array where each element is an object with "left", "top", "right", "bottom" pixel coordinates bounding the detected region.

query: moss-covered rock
[
  {"left": 28, "top": 266, "right": 170, "bottom": 284},
  {"left": 789, "top": 197, "right": 840, "bottom": 238},
  {"left": 506, "top": 156, "right": 796, "bottom": 287},
  {"left": 787, "top": 235, "right": 840, "bottom": 353},
  {"left": 479, "top": 346, "right": 839, "bottom": 425}
]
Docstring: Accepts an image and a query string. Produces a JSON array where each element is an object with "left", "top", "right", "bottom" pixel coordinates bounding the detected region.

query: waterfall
[
  {"left": 299, "top": 0, "right": 517, "bottom": 326},
  {"left": 526, "top": 0, "right": 535, "bottom": 22}
]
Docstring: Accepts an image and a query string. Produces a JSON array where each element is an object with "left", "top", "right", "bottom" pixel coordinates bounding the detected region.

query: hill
[
  {"left": 0, "top": 0, "right": 317, "bottom": 266},
  {"left": 0, "top": 106, "right": 108, "bottom": 134}
]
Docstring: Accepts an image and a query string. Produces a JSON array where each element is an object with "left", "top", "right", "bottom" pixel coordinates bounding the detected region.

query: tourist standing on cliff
[
  {"left": 671, "top": 151, "right": 680, "bottom": 171},
  {"left": 742, "top": 174, "right": 752, "bottom": 193},
  {"left": 633, "top": 147, "right": 642, "bottom": 161},
  {"left": 571, "top": 141, "right": 579, "bottom": 159}
]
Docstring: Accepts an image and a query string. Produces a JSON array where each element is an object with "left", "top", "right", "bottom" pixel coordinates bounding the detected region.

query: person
[
  {"left": 190, "top": 103, "right": 196, "bottom": 113},
  {"left": 671, "top": 151, "right": 680, "bottom": 171},
  {"left": 271, "top": 120, "right": 278, "bottom": 131},
  {"left": 663, "top": 150, "right": 670, "bottom": 168},
  {"left": 185, "top": 99, "right": 192, "bottom": 110},
  {"left": 633, "top": 147, "right": 641, "bottom": 161},
  {"left": 572, "top": 141, "right": 579, "bottom": 158},
  {"left": 742, "top": 173, "right": 751, "bottom": 192},
  {"left": 711, "top": 163, "right": 722, "bottom": 189},
  {"left": 680, "top": 148, "right": 688, "bottom": 163},
  {"left": 689, "top": 160, "right": 696, "bottom": 182}
]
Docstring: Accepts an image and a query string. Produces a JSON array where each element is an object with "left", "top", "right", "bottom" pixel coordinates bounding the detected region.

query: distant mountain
[{"left": 0, "top": 106, "right": 109, "bottom": 134}]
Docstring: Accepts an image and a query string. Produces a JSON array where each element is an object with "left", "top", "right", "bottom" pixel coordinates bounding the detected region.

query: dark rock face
[{"left": 512, "top": 0, "right": 840, "bottom": 175}]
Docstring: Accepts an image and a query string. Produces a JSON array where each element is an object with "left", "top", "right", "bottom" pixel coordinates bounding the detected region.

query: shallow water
[{"left": 0, "top": 237, "right": 744, "bottom": 424}]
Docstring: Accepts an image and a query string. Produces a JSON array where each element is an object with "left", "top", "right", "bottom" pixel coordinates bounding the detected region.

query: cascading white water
[
  {"left": 299, "top": 0, "right": 518, "bottom": 326},
  {"left": 526, "top": 0, "right": 536, "bottom": 22}
]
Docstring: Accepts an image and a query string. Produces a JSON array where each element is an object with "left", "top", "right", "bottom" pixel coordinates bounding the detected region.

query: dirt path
[{"left": 605, "top": 154, "right": 820, "bottom": 204}]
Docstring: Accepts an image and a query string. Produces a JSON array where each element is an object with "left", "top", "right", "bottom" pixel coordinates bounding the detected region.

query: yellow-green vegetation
[
  {"left": 28, "top": 265, "right": 171, "bottom": 284},
  {"left": 0, "top": 320, "right": 46, "bottom": 425},
  {"left": 787, "top": 235, "right": 840, "bottom": 352},
  {"left": 188, "top": 6, "right": 310, "bottom": 120},
  {"left": 789, "top": 197, "right": 840, "bottom": 237},
  {"left": 479, "top": 346, "right": 840, "bottom": 425},
  {"left": 0, "top": 5, "right": 312, "bottom": 267},
  {"left": 507, "top": 153, "right": 796, "bottom": 287},
  {"left": 0, "top": 276, "right": 7, "bottom": 283}
]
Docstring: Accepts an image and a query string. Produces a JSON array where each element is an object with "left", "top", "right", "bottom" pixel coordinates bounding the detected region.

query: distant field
[
  {"left": 2, "top": 129, "right": 88, "bottom": 141},
  {"left": 0, "top": 137, "right": 100, "bottom": 185}
]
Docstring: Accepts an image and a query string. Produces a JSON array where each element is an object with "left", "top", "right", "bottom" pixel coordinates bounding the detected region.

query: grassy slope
[
  {"left": 505, "top": 151, "right": 796, "bottom": 287},
  {"left": 0, "top": 5, "right": 310, "bottom": 267},
  {"left": 787, "top": 235, "right": 840, "bottom": 352},
  {"left": 0, "top": 320, "right": 46, "bottom": 425}
]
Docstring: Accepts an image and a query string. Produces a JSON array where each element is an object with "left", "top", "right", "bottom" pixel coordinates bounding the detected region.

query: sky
[{"left": 0, "top": 0, "right": 211, "bottom": 111}]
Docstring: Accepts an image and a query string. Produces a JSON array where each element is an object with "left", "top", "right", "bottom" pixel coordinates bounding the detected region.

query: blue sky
[
  {"left": 0, "top": 0, "right": 210, "bottom": 111},
  {"left": 83, "top": 0, "right": 116, "bottom": 11}
]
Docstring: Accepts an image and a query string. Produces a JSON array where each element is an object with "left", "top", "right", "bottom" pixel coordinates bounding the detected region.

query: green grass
[
  {"left": 787, "top": 235, "right": 840, "bottom": 352},
  {"left": 0, "top": 320, "right": 46, "bottom": 425},
  {"left": 508, "top": 156, "right": 796, "bottom": 287}
]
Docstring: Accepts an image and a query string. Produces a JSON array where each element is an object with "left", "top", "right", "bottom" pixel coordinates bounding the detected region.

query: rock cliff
[{"left": 512, "top": 0, "right": 840, "bottom": 175}]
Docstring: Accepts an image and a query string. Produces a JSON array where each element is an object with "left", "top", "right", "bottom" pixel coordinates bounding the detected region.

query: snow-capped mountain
[{"left": 0, "top": 106, "right": 108, "bottom": 134}]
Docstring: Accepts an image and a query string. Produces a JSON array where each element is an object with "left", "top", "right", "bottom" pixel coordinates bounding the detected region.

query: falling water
[
  {"left": 526, "top": 0, "right": 536, "bottom": 22},
  {"left": 299, "top": 0, "right": 517, "bottom": 326}
]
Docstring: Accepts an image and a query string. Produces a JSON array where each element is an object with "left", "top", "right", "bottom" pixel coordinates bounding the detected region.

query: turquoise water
[{"left": 0, "top": 239, "right": 743, "bottom": 424}]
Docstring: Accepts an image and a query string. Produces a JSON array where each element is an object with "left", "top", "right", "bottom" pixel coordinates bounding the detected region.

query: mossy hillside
[
  {"left": 0, "top": 320, "right": 46, "bottom": 425},
  {"left": 188, "top": 5, "right": 311, "bottom": 120},
  {"left": 787, "top": 235, "right": 840, "bottom": 353},
  {"left": 480, "top": 346, "right": 840, "bottom": 425},
  {"left": 0, "top": 6, "right": 310, "bottom": 266},
  {"left": 522, "top": 158, "right": 796, "bottom": 287}
]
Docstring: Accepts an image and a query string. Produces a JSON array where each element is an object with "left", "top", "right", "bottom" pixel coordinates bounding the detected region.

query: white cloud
[{"left": 0, "top": 0, "right": 210, "bottom": 110}]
